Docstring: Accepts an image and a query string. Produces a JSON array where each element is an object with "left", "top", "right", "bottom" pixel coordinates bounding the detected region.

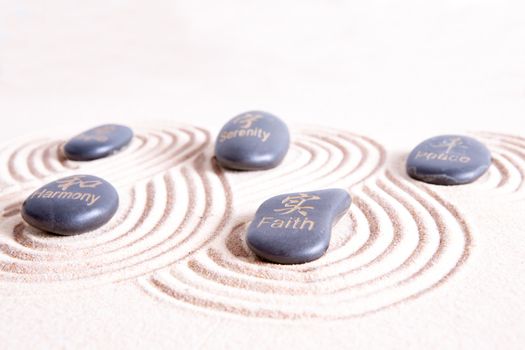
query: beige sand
[{"left": 0, "top": 124, "right": 524, "bottom": 349}]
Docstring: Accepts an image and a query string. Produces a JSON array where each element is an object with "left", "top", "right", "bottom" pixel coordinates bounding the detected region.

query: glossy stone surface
[
  {"left": 406, "top": 135, "right": 491, "bottom": 185},
  {"left": 64, "top": 124, "right": 133, "bottom": 161},
  {"left": 21, "top": 175, "right": 119, "bottom": 235},
  {"left": 246, "top": 188, "right": 351, "bottom": 264},
  {"left": 215, "top": 111, "right": 290, "bottom": 170}
]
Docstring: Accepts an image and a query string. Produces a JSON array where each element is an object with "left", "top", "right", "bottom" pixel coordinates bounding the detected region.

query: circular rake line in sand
[
  {"left": 0, "top": 125, "right": 210, "bottom": 197},
  {"left": 0, "top": 126, "right": 234, "bottom": 288},
  {"left": 0, "top": 157, "right": 232, "bottom": 285},
  {"left": 0, "top": 124, "right": 210, "bottom": 215},
  {"left": 231, "top": 129, "right": 386, "bottom": 201},
  {"left": 139, "top": 162, "right": 470, "bottom": 319},
  {"left": 472, "top": 132, "right": 525, "bottom": 194}
]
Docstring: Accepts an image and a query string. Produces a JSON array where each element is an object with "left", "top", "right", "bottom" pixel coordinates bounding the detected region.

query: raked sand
[{"left": 0, "top": 123, "right": 524, "bottom": 349}]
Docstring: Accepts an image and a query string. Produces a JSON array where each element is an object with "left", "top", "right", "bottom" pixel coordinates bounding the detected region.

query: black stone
[
  {"left": 246, "top": 188, "right": 351, "bottom": 264},
  {"left": 215, "top": 111, "right": 290, "bottom": 170},
  {"left": 21, "top": 175, "right": 119, "bottom": 235},
  {"left": 63, "top": 124, "right": 133, "bottom": 161},
  {"left": 406, "top": 135, "right": 491, "bottom": 185}
]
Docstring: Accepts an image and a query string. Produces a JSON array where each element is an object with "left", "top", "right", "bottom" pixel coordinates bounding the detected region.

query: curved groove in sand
[
  {"left": 472, "top": 132, "right": 525, "bottom": 194},
  {"left": 0, "top": 126, "right": 230, "bottom": 285},
  {"left": 140, "top": 161, "right": 470, "bottom": 319}
]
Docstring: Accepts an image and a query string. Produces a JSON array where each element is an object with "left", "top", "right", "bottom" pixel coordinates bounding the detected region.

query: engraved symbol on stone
[
  {"left": 56, "top": 176, "right": 103, "bottom": 191},
  {"left": 232, "top": 113, "right": 263, "bottom": 129},
  {"left": 273, "top": 193, "right": 321, "bottom": 216},
  {"left": 76, "top": 125, "right": 116, "bottom": 142},
  {"left": 432, "top": 137, "right": 467, "bottom": 154}
]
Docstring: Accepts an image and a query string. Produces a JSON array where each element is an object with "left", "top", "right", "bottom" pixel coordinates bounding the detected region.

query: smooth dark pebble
[
  {"left": 246, "top": 188, "right": 351, "bottom": 264},
  {"left": 406, "top": 134, "right": 491, "bottom": 185},
  {"left": 63, "top": 124, "right": 133, "bottom": 161},
  {"left": 21, "top": 175, "right": 119, "bottom": 235},
  {"left": 215, "top": 111, "right": 290, "bottom": 170}
]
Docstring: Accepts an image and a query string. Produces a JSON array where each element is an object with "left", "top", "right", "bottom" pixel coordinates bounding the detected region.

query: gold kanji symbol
[
  {"left": 274, "top": 193, "right": 321, "bottom": 216},
  {"left": 75, "top": 126, "right": 115, "bottom": 142},
  {"left": 233, "top": 113, "right": 262, "bottom": 129},
  {"left": 56, "top": 176, "right": 103, "bottom": 191},
  {"left": 432, "top": 137, "right": 467, "bottom": 154}
]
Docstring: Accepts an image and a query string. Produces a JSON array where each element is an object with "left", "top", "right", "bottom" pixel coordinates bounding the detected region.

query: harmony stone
[
  {"left": 64, "top": 124, "right": 133, "bottom": 161},
  {"left": 246, "top": 188, "right": 351, "bottom": 264},
  {"left": 215, "top": 111, "right": 290, "bottom": 170},
  {"left": 406, "top": 135, "right": 491, "bottom": 185},
  {"left": 21, "top": 175, "right": 119, "bottom": 235}
]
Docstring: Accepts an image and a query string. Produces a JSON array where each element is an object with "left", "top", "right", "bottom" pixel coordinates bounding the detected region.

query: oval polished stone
[
  {"left": 246, "top": 188, "right": 351, "bottom": 264},
  {"left": 406, "top": 135, "right": 492, "bottom": 185},
  {"left": 64, "top": 124, "right": 133, "bottom": 161},
  {"left": 215, "top": 111, "right": 290, "bottom": 170},
  {"left": 21, "top": 175, "right": 119, "bottom": 235}
]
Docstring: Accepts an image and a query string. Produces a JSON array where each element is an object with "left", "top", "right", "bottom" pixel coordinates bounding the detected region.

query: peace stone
[
  {"left": 406, "top": 135, "right": 491, "bottom": 185},
  {"left": 63, "top": 124, "right": 133, "bottom": 161},
  {"left": 21, "top": 175, "right": 119, "bottom": 235},
  {"left": 215, "top": 111, "right": 290, "bottom": 170},
  {"left": 246, "top": 188, "right": 351, "bottom": 264}
]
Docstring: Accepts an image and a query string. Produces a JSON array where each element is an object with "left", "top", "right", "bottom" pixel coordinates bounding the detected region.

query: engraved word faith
[{"left": 257, "top": 193, "right": 320, "bottom": 231}]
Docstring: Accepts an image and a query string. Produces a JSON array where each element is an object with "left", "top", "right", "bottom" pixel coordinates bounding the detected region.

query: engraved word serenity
[
  {"left": 30, "top": 176, "right": 103, "bottom": 206},
  {"left": 257, "top": 193, "right": 320, "bottom": 231},
  {"left": 218, "top": 113, "right": 271, "bottom": 143}
]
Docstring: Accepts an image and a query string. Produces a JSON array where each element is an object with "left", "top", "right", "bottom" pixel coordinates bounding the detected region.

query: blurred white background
[{"left": 0, "top": 0, "right": 524, "bottom": 146}]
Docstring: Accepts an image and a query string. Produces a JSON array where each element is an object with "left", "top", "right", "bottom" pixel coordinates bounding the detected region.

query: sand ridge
[{"left": 0, "top": 124, "right": 523, "bottom": 321}]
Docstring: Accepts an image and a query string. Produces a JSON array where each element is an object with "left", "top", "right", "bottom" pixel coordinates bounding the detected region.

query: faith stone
[
  {"left": 246, "top": 188, "right": 351, "bottom": 264},
  {"left": 406, "top": 135, "right": 492, "bottom": 185},
  {"left": 215, "top": 111, "right": 290, "bottom": 170},
  {"left": 21, "top": 175, "right": 119, "bottom": 235},
  {"left": 64, "top": 124, "right": 133, "bottom": 161}
]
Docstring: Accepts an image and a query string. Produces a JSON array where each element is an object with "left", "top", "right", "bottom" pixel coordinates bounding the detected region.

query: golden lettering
[
  {"left": 56, "top": 176, "right": 103, "bottom": 191},
  {"left": 274, "top": 193, "right": 320, "bottom": 216},
  {"left": 30, "top": 188, "right": 101, "bottom": 206},
  {"left": 218, "top": 128, "right": 271, "bottom": 143},
  {"left": 415, "top": 151, "right": 471, "bottom": 163},
  {"left": 431, "top": 137, "right": 467, "bottom": 154},
  {"left": 232, "top": 113, "right": 262, "bottom": 128},
  {"left": 271, "top": 219, "right": 284, "bottom": 228},
  {"left": 257, "top": 216, "right": 316, "bottom": 231},
  {"left": 75, "top": 125, "right": 116, "bottom": 143}
]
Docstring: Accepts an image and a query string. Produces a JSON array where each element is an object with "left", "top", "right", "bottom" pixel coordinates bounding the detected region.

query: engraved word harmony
[{"left": 30, "top": 176, "right": 103, "bottom": 206}]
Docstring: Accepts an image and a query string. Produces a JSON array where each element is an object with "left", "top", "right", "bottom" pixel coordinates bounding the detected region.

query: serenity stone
[
  {"left": 21, "top": 175, "right": 119, "bottom": 235},
  {"left": 406, "top": 135, "right": 492, "bottom": 185},
  {"left": 63, "top": 124, "right": 133, "bottom": 161},
  {"left": 215, "top": 111, "right": 290, "bottom": 170},
  {"left": 246, "top": 188, "right": 351, "bottom": 264}
]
